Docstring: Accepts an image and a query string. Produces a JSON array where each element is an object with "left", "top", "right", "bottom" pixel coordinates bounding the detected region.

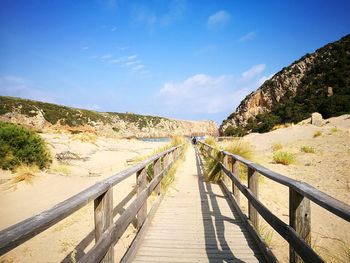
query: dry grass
[
  {"left": 0, "top": 255, "right": 15, "bottom": 263},
  {"left": 50, "top": 163, "right": 71, "bottom": 176},
  {"left": 12, "top": 165, "right": 39, "bottom": 184},
  {"left": 170, "top": 135, "right": 186, "bottom": 147},
  {"left": 316, "top": 238, "right": 350, "bottom": 263},
  {"left": 273, "top": 151, "right": 296, "bottom": 165},
  {"left": 313, "top": 130, "right": 322, "bottom": 138},
  {"left": 272, "top": 123, "right": 292, "bottom": 130},
  {"left": 271, "top": 143, "right": 283, "bottom": 152},
  {"left": 258, "top": 223, "right": 274, "bottom": 247},
  {"left": 221, "top": 140, "right": 253, "bottom": 160},
  {"left": 71, "top": 132, "right": 97, "bottom": 144},
  {"left": 204, "top": 136, "right": 217, "bottom": 147},
  {"left": 331, "top": 127, "right": 340, "bottom": 133},
  {"left": 301, "top": 146, "right": 315, "bottom": 153}
]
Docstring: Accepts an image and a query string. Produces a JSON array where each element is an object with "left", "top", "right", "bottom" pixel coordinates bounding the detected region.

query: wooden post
[
  {"left": 289, "top": 188, "right": 311, "bottom": 263},
  {"left": 94, "top": 188, "right": 114, "bottom": 263},
  {"left": 136, "top": 167, "right": 147, "bottom": 229},
  {"left": 231, "top": 158, "right": 240, "bottom": 205},
  {"left": 222, "top": 154, "right": 230, "bottom": 187},
  {"left": 248, "top": 167, "right": 259, "bottom": 228},
  {"left": 154, "top": 158, "right": 162, "bottom": 196}
]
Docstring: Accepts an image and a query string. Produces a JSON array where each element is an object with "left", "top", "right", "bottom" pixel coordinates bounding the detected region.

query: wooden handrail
[
  {"left": 199, "top": 141, "right": 350, "bottom": 222},
  {"left": 0, "top": 144, "right": 184, "bottom": 258},
  {"left": 197, "top": 141, "right": 350, "bottom": 263}
]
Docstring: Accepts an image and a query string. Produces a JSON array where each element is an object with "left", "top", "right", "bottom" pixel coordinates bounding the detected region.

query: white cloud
[
  {"left": 109, "top": 57, "right": 125, "bottom": 64},
  {"left": 125, "top": 60, "right": 141, "bottom": 66},
  {"left": 258, "top": 73, "right": 275, "bottom": 86},
  {"left": 207, "top": 10, "right": 231, "bottom": 29},
  {"left": 127, "top": 54, "right": 138, "bottom": 60},
  {"left": 133, "top": 5, "right": 157, "bottom": 26},
  {"left": 157, "top": 64, "right": 268, "bottom": 117},
  {"left": 241, "top": 64, "right": 266, "bottom": 81},
  {"left": 101, "top": 54, "right": 113, "bottom": 60},
  {"left": 160, "top": 0, "right": 187, "bottom": 26},
  {"left": 82, "top": 46, "right": 89, "bottom": 50},
  {"left": 133, "top": 64, "right": 145, "bottom": 71},
  {"left": 158, "top": 74, "right": 238, "bottom": 114},
  {"left": 239, "top": 31, "right": 256, "bottom": 42}
]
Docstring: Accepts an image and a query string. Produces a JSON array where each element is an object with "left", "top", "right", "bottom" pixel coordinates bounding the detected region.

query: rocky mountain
[
  {"left": 220, "top": 34, "right": 350, "bottom": 136},
  {"left": 0, "top": 96, "right": 217, "bottom": 138}
]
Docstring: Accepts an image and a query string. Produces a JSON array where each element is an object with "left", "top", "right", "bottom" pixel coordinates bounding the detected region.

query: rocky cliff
[
  {"left": 0, "top": 96, "right": 217, "bottom": 138},
  {"left": 220, "top": 34, "right": 350, "bottom": 136}
]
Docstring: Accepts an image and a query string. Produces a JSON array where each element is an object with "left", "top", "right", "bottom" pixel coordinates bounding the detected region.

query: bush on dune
[{"left": 0, "top": 121, "right": 51, "bottom": 170}]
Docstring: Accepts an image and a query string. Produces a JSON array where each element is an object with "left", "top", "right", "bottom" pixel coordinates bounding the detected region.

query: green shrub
[
  {"left": 0, "top": 121, "right": 51, "bottom": 170},
  {"left": 300, "top": 146, "right": 315, "bottom": 153},
  {"left": 273, "top": 151, "right": 296, "bottom": 165}
]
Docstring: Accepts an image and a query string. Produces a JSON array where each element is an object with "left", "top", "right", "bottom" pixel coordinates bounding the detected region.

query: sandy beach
[
  {"left": 220, "top": 115, "right": 350, "bottom": 262},
  {"left": 0, "top": 133, "right": 168, "bottom": 263}
]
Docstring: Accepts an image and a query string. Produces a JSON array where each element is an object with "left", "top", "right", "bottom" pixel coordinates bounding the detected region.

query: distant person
[{"left": 192, "top": 136, "right": 197, "bottom": 145}]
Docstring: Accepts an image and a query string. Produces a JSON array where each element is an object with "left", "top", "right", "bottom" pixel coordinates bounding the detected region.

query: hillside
[
  {"left": 220, "top": 34, "right": 350, "bottom": 136},
  {"left": 0, "top": 96, "right": 217, "bottom": 138}
]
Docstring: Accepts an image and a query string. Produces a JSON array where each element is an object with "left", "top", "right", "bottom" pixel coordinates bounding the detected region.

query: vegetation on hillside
[
  {"left": 0, "top": 96, "right": 172, "bottom": 129},
  {"left": 0, "top": 121, "right": 51, "bottom": 170},
  {"left": 223, "top": 34, "right": 350, "bottom": 136}
]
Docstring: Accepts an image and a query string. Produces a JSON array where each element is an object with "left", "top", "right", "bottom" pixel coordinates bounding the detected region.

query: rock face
[
  {"left": 0, "top": 96, "right": 218, "bottom": 138},
  {"left": 220, "top": 34, "right": 350, "bottom": 135},
  {"left": 311, "top": 112, "right": 323, "bottom": 126}
]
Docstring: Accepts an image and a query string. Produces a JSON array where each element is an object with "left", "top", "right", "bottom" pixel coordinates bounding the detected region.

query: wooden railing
[
  {"left": 0, "top": 144, "right": 184, "bottom": 263},
  {"left": 197, "top": 141, "right": 350, "bottom": 263}
]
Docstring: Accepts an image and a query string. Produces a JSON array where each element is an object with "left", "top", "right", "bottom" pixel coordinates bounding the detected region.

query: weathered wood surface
[
  {"left": 220, "top": 162, "right": 323, "bottom": 262},
  {"left": 133, "top": 147, "right": 264, "bottom": 262},
  {"left": 0, "top": 145, "right": 181, "bottom": 256},
  {"left": 136, "top": 167, "right": 147, "bottom": 229},
  {"left": 199, "top": 141, "right": 350, "bottom": 223},
  {"left": 248, "top": 167, "right": 259, "bottom": 229},
  {"left": 94, "top": 188, "right": 114, "bottom": 263},
  {"left": 289, "top": 188, "right": 311, "bottom": 263}
]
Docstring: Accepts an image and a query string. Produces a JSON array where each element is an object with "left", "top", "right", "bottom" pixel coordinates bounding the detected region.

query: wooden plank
[
  {"left": 78, "top": 168, "right": 165, "bottom": 263},
  {"left": 248, "top": 167, "right": 259, "bottom": 229},
  {"left": 153, "top": 158, "right": 162, "bottom": 196},
  {"left": 136, "top": 167, "right": 147, "bottom": 229},
  {"left": 0, "top": 145, "right": 183, "bottom": 255},
  {"left": 219, "top": 180, "right": 278, "bottom": 263},
  {"left": 289, "top": 188, "right": 311, "bottom": 263},
  {"left": 121, "top": 193, "right": 165, "bottom": 263},
  {"left": 94, "top": 188, "right": 114, "bottom": 263},
  {"left": 222, "top": 154, "right": 230, "bottom": 187},
  {"left": 198, "top": 141, "right": 350, "bottom": 223},
  {"left": 231, "top": 157, "right": 240, "bottom": 205},
  {"left": 220, "top": 164, "right": 324, "bottom": 263}
]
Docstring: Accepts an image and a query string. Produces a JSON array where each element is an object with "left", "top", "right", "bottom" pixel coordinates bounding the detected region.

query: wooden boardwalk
[{"left": 133, "top": 146, "right": 264, "bottom": 263}]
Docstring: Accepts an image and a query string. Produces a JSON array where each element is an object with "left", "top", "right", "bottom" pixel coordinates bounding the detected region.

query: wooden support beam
[
  {"left": 136, "top": 167, "right": 147, "bottom": 229},
  {"left": 153, "top": 158, "right": 162, "bottom": 196},
  {"left": 94, "top": 188, "right": 114, "bottom": 263},
  {"left": 248, "top": 167, "right": 259, "bottom": 229},
  {"left": 231, "top": 158, "right": 240, "bottom": 205},
  {"left": 222, "top": 154, "right": 230, "bottom": 187},
  {"left": 289, "top": 188, "right": 311, "bottom": 263}
]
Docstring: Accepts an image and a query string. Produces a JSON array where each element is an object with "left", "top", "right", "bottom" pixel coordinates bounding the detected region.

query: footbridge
[{"left": 0, "top": 141, "right": 349, "bottom": 263}]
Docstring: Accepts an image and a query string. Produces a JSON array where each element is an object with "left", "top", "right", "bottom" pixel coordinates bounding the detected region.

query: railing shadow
[
  {"left": 195, "top": 146, "right": 262, "bottom": 262},
  {"left": 61, "top": 189, "right": 137, "bottom": 263}
]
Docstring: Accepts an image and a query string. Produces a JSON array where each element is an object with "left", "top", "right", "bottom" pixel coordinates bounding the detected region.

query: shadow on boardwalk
[{"left": 195, "top": 146, "right": 263, "bottom": 262}]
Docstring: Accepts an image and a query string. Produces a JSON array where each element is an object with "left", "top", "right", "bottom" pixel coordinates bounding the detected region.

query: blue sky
[{"left": 0, "top": 0, "right": 349, "bottom": 124}]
